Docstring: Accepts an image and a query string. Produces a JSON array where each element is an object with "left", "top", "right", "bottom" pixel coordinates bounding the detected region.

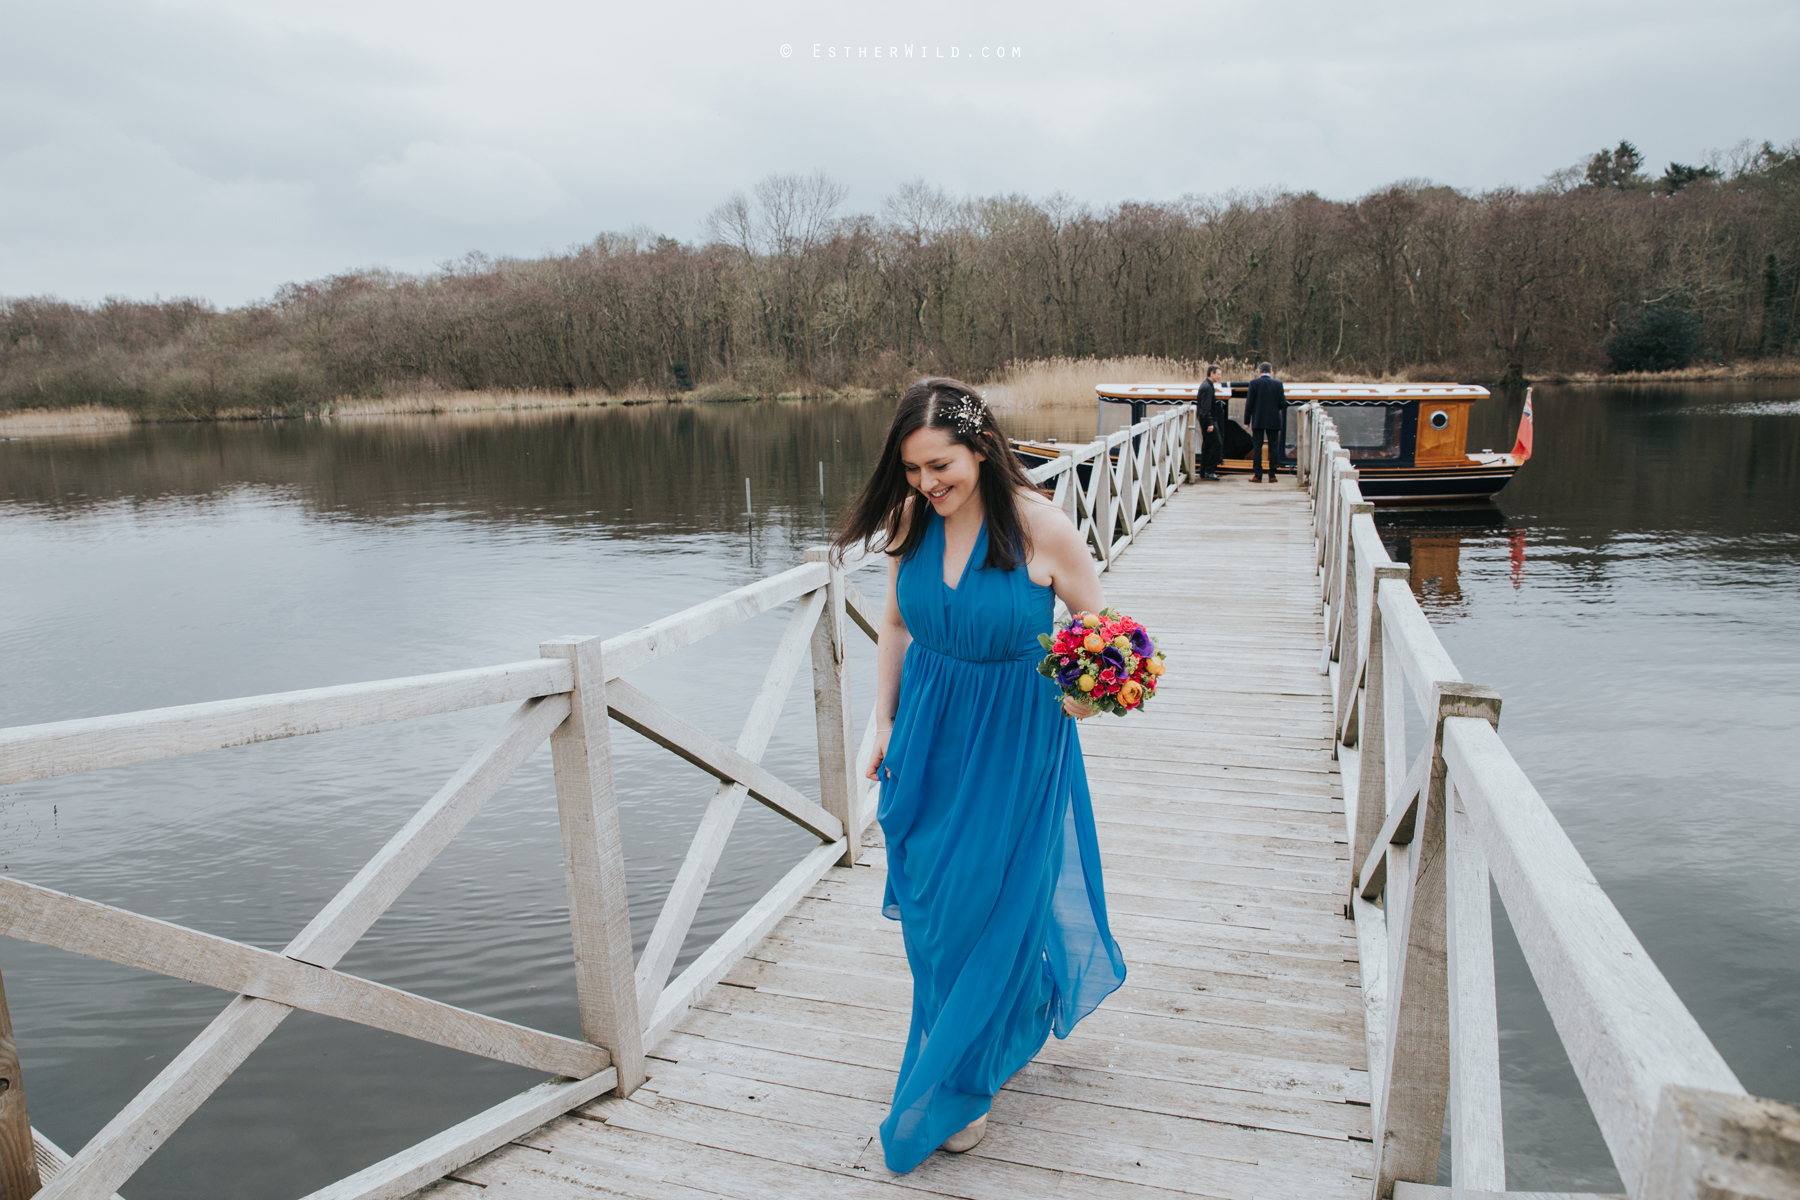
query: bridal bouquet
[{"left": 1037, "top": 608, "right": 1166, "bottom": 716}]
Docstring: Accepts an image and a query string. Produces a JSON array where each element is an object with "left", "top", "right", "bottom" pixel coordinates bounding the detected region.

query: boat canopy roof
[{"left": 1096, "top": 382, "right": 1490, "bottom": 403}]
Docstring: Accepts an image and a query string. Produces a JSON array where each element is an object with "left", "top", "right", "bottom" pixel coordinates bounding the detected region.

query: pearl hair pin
[{"left": 942, "top": 391, "right": 987, "bottom": 435}]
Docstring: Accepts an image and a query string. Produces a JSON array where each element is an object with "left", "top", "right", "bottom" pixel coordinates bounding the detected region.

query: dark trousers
[
  {"left": 1199, "top": 424, "right": 1223, "bottom": 474},
  {"left": 1250, "top": 427, "right": 1284, "bottom": 478}
]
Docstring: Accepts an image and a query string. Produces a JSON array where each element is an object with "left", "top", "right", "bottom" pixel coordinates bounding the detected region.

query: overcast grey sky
[{"left": 3, "top": 0, "right": 1795, "bottom": 306}]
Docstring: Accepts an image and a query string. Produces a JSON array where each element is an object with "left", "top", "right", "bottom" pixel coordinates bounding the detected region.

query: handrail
[
  {"left": 1023, "top": 405, "right": 1197, "bottom": 568},
  {"left": 1300, "top": 404, "right": 1798, "bottom": 1200},
  {"left": 0, "top": 403, "right": 1198, "bottom": 1200}
]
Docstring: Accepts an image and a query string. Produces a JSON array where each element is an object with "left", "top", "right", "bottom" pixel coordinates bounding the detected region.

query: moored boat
[{"left": 1012, "top": 381, "right": 1531, "bottom": 505}]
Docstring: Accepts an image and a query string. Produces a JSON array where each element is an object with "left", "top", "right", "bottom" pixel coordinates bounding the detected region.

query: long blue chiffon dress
[{"left": 875, "top": 510, "right": 1127, "bottom": 1173}]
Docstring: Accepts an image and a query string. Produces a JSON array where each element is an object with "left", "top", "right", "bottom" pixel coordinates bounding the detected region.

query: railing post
[
  {"left": 1322, "top": 472, "right": 1362, "bottom": 676},
  {"left": 1352, "top": 565, "right": 1411, "bottom": 885},
  {"left": 1183, "top": 405, "right": 1198, "bottom": 483},
  {"left": 1117, "top": 430, "right": 1136, "bottom": 543},
  {"left": 0, "top": 966, "right": 40, "bottom": 1200},
  {"left": 1332, "top": 492, "right": 1372, "bottom": 667},
  {"left": 1302, "top": 406, "right": 1318, "bottom": 495},
  {"left": 1447, "top": 784, "right": 1506, "bottom": 1192},
  {"left": 1640, "top": 1086, "right": 1800, "bottom": 1200},
  {"left": 1318, "top": 446, "right": 1346, "bottom": 574},
  {"left": 805, "top": 548, "right": 859, "bottom": 868},
  {"left": 539, "top": 635, "right": 646, "bottom": 1095},
  {"left": 1324, "top": 462, "right": 1355, "bottom": 607},
  {"left": 1092, "top": 436, "right": 1112, "bottom": 568},
  {"left": 1058, "top": 450, "right": 1079, "bottom": 527},
  {"left": 1373, "top": 682, "right": 1501, "bottom": 1199}
]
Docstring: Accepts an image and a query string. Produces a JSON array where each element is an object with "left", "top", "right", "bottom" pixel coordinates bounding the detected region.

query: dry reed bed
[
  {"left": 5, "top": 356, "right": 1795, "bottom": 440},
  {"left": 978, "top": 355, "right": 1400, "bottom": 411}
]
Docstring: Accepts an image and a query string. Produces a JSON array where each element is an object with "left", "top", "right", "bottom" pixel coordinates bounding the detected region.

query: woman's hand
[
  {"left": 865, "top": 726, "right": 892, "bottom": 781},
  {"left": 1062, "top": 696, "right": 1100, "bottom": 719}
]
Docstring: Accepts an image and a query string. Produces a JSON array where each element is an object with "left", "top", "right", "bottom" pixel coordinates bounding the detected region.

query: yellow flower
[
  {"left": 1082, "top": 613, "right": 1099, "bottom": 628},
  {"left": 1113, "top": 635, "right": 1130, "bottom": 650},
  {"left": 1078, "top": 674, "right": 1096, "bottom": 692},
  {"left": 1147, "top": 656, "right": 1166, "bottom": 677},
  {"left": 1082, "top": 632, "right": 1105, "bottom": 653}
]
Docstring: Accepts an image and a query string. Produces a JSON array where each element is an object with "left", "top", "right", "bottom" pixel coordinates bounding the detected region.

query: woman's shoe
[{"left": 942, "top": 1114, "right": 989, "bottom": 1153}]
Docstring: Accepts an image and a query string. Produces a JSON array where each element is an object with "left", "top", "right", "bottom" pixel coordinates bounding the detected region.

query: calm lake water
[{"left": 0, "top": 386, "right": 1795, "bottom": 1195}]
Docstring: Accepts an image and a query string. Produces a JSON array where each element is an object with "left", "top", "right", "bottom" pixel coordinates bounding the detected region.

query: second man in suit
[
  {"left": 1197, "top": 365, "right": 1226, "bottom": 480},
  {"left": 1244, "top": 362, "right": 1287, "bottom": 482}
]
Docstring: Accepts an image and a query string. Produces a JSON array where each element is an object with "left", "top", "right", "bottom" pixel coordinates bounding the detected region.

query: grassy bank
[{"left": 0, "top": 384, "right": 882, "bottom": 438}]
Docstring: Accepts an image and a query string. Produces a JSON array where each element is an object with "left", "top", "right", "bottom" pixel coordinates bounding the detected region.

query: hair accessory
[{"left": 941, "top": 390, "right": 987, "bottom": 435}]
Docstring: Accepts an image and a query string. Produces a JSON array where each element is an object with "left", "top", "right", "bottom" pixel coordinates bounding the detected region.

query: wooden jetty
[{"left": 0, "top": 406, "right": 1794, "bottom": 1200}]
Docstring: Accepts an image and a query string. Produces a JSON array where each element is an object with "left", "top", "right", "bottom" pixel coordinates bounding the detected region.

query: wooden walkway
[{"left": 412, "top": 476, "right": 1371, "bottom": 1200}]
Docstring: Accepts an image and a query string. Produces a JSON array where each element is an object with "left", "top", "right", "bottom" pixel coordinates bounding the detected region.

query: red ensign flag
[{"left": 1511, "top": 388, "right": 1534, "bottom": 461}]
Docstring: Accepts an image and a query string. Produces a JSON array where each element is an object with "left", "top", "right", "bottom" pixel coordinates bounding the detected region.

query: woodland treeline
[{"left": 4, "top": 139, "right": 1798, "bottom": 416}]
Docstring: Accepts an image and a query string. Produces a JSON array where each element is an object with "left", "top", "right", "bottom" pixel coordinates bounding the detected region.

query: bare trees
[{"left": 6, "top": 153, "right": 1800, "bottom": 417}]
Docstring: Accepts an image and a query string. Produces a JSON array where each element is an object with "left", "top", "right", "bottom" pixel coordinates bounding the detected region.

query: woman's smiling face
[{"left": 900, "top": 426, "right": 986, "bottom": 519}]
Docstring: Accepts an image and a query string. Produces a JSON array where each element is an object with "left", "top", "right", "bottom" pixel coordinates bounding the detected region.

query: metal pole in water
[
  {"left": 745, "top": 477, "right": 752, "bottom": 517},
  {"left": 819, "top": 461, "right": 824, "bottom": 495}
]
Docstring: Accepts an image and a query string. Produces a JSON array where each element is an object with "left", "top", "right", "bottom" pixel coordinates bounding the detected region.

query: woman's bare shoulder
[
  {"left": 1016, "top": 486, "right": 1081, "bottom": 544},
  {"left": 1015, "top": 485, "right": 1064, "bottom": 516}
]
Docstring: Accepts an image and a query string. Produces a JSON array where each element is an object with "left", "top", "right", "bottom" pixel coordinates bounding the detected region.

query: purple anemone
[{"left": 1130, "top": 627, "right": 1156, "bottom": 658}]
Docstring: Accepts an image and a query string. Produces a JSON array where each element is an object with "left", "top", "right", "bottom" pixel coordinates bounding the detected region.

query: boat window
[
  {"left": 1320, "top": 403, "right": 1405, "bottom": 461},
  {"left": 1429, "top": 410, "right": 1449, "bottom": 430},
  {"left": 1098, "top": 398, "right": 1137, "bottom": 437}
]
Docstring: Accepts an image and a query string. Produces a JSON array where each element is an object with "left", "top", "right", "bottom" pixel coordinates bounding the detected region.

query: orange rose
[
  {"left": 1119, "top": 680, "right": 1144, "bottom": 707},
  {"left": 1082, "top": 632, "right": 1105, "bottom": 653},
  {"left": 1146, "top": 656, "right": 1166, "bottom": 676}
]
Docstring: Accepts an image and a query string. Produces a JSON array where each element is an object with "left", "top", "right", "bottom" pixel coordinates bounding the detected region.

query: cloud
[
  {"left": 1, "top": 0, "right": 1795, "bottom": 305},
  {"left": 357, "top": 142, "right": 571, "bottom": 224}
]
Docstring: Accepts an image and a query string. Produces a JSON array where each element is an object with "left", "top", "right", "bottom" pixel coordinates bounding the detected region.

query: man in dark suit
[
  {"left": 1196, "top": 365, "right": 1226, "bottom": 480},
  {"left": 1244, "top": 361, "right": 1287, "bottom": 482}
]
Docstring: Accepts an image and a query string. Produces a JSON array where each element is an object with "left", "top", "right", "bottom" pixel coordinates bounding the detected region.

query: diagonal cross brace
[
  {"left": 36, "top": 692, "right": 573, "bottom": 1200},
  {"left": 632, "top": 588, "right": 829, "bottom": 1017},
  {"left": 0, "top": 876, "right": 609, "bottom": 1078},
  {"left": 605, "top": 679, "right": 840, "bottom": 841}
]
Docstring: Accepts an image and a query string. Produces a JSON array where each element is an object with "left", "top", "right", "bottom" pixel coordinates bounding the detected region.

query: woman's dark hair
[{"left": 832, "top": 377, "right": 1037, "bottom": 572}]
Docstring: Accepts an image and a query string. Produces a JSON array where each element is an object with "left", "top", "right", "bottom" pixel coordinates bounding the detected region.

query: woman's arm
[
  {"left": 865, "top": 514, "right": 914, "bottom": 781},
  {"left": 1022, "top": 492, "right": 1106, "bottom": 717},
  {"left": 1024, "top": 491, "right": 1105, "bottom": 615}
]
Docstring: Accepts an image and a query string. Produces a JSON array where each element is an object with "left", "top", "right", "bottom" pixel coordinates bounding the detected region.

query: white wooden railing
[
  {"left": 1026, "top": 405, "right": 1197, "bottom": 568},
  {"left": 0, "top": 404, "right": 1196, "bottom": 1200},
  {"left": 1296, "top": 405, "right": 1800, "bottom": 1200}
]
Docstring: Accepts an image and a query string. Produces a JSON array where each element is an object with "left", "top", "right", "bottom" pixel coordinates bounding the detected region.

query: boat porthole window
[{"left": 1429, "top": 410, "right": 1449, "bottom": 430}]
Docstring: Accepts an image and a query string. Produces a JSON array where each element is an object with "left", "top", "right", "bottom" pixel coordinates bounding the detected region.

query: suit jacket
[
  {"left": 1245, "top": 374, "right": 1287, "bottom": 430},
  {"left": 1197, "top": 380, "right": 1226, "bottom": 430}
]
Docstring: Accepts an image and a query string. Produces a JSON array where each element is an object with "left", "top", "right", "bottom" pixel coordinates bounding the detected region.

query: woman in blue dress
[{"left": 833, "top": 378, "right": 1127, "bottom": 1172}]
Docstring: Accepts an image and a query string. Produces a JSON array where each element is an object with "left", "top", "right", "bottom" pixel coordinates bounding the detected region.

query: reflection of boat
[
  {"left": 1404, "top": 537, "right": 1465, "bottom": 604},
  {"left": 1012, "top": 382, "right": 1528, "bottom": 506},
  {"left": 1375, "top": 506, "right": 1530, "bottom": 610}
]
